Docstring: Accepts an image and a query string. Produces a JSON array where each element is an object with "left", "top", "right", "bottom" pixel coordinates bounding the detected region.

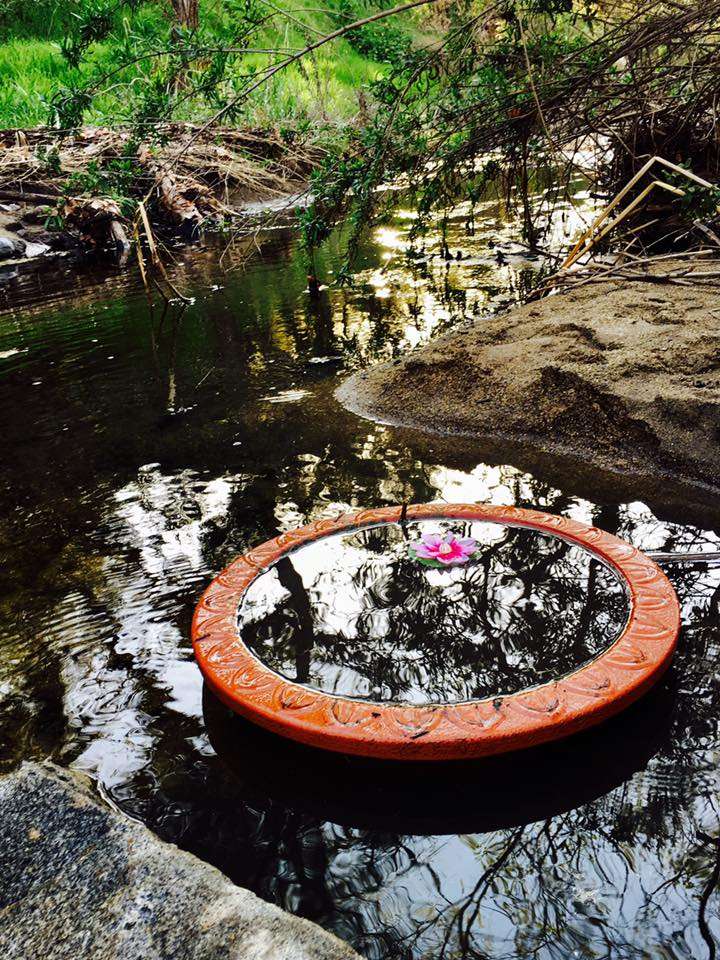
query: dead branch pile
[
  {"left": 62, "top": 196, "right": 131, "bottom": 259},
  {"left": 0, "top": 123, "right": 323, "bottom": 241},
  {"left": 434, "top": 0, "right": 720, "bottom": 185}
]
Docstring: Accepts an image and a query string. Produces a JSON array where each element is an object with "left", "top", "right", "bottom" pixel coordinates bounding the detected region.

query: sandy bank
[{"left": 337, "top": 265, "right": 720, "bottom": 489}]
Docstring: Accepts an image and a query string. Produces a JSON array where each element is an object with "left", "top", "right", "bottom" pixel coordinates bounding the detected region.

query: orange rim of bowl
[{"left": 192, "top": 503, "right": 680, "bottom": 761}]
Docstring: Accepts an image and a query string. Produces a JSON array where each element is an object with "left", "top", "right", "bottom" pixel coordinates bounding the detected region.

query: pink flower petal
[
  {"left": 411, "top": 542, "right": 436, "bottom": 558},
  {"left": 421, "top": 533, "right": 442, "bottom": 548},
  {"left": 410, "top": 533, "right": 476, "bottom": 566},
  {"left": 437, "top": 551, "right": 461, "bottom": 564}
]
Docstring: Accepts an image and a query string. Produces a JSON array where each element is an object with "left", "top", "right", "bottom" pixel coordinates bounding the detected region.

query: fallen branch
[
  {"left": 562, "top": 156, "right": 715, "bottom": 270},
  {"left": 137, "top": 201, "right": 192, "bottom": 303}
]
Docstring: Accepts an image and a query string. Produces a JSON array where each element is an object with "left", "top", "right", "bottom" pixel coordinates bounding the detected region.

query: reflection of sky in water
[
  {"left": 238, "top": 519, "right": 629, "bottom": 703},
  {"left": 0, "top": 191, "right": 718, "bottom": 958}
]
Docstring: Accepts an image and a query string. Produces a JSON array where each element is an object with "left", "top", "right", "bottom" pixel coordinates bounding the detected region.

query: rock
[
  {"left": 0, "top": 230, "right": 26, "bottom": 261},
  {"left": 336, "top": 260, "right": 720, "bottom": 488},
  {"left": 0, "top": 763, "right": 361, "bottom": 960},
  {"left": 23, "top": 242, "right": 51, "bottom": 259}
]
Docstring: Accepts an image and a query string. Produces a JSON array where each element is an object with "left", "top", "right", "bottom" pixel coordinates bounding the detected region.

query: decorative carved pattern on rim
[{"left": 192, "top": 504, "right": 680, "bottom": 760}]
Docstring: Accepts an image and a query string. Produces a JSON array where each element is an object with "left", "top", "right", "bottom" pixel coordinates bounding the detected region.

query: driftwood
[
  {"left": 136, "top": 201, "right": 192, "bottom": 303},
  {"left": 137, "top": 146, "right": 206, "bottom": 238},
  {"left": 62, "top": 196, "right": 130, "bottom": 260},
  {"left": 562, "top": 157, "right": 717, "bottom": 270}
]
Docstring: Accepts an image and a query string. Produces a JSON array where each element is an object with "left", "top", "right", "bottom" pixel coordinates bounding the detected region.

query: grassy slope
[{"left": 0, "top": 0, "right": 401, "bottom": 128}]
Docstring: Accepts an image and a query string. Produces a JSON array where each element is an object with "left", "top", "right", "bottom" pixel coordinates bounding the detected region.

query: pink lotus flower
[{"left": 409, "top": 532, "right": 478, "bottom": 566}]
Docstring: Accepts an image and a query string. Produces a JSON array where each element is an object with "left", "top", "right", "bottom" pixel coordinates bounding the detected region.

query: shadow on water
[
  {"left": 202, "top": 678, "right": 676, "bottom": 835},
  {"left": 1, "top": 195, "right": 719, "bottom": 958}
]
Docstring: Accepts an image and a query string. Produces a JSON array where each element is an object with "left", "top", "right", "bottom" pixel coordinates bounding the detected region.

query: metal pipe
[{"left": 647, "top": 551, "right": 720, "bottom": 564}]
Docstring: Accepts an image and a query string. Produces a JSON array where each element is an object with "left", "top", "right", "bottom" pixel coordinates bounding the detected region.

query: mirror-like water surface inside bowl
[
  {"left": 1, "top": 192, "right": 719, "bottom": 960},
  {"left": 239, "top": 520, "right": 629, "bottom": 703}
]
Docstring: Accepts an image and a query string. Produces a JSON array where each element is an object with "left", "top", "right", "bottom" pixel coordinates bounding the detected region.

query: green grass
[
  {"left": 0, "top": 41, "right": 67, "bottom": 127},
  {"left": 0, "top": 0, "right": 411, "bottom": 129},
  {"left": 0, "top": 40, "right": 124, "bottom": 127},
  {"left": 237, "top": 43, "right": 382, "bottom": 125}
]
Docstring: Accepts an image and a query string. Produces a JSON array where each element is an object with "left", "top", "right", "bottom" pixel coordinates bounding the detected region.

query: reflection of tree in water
[
  {"left": 20, "top": 462, "right": 714, "bottom": 960},
  {"left": 4, "top": 331, "right": 720, "bottom": 957},
  {"left": 4, "top": 198, "right": 720, "bottom": 958},
  {"left": 169, "top": 486, "right": 720, "bottom": 960},
  {"left": 231, "top": 554, "right": 720, "bottom": 960},
  {"left": 240, "top": 522, "right": 628, "bottom": 703},
  {"left": 197, "top": 583, "right": 720, "bottom": 960}
]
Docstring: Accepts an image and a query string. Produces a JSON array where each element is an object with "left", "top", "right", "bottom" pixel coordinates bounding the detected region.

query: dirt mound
[{"left": 337, "top": 266, "right": 720, "bottom": 487}]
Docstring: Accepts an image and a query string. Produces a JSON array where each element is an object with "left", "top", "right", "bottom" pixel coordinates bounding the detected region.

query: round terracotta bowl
[{"left": 192, "top": 504, "right": 680, "bottom": 761}]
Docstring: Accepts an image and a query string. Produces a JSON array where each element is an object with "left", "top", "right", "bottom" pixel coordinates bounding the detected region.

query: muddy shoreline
[{"left": 337, "top": 263, "right": 720, "bottom": 492}]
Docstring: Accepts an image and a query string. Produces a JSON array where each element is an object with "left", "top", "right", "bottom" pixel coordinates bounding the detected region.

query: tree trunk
[{"left": 169, "top": 0, "right": 198, "bottom": 29}]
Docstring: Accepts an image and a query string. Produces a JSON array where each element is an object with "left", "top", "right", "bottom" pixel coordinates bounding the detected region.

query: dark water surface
[{"left": 1, "top": 200, "right": 719, "bottom": 959}]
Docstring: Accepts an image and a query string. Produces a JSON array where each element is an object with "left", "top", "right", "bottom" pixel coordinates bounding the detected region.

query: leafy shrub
[{"left": 334, "top": 0, "right": 411, "bottom": 65}]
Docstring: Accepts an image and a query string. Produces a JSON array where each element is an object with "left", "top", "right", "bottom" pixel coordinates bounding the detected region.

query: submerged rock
[{"left": 0, "top": 763, "right": 361, "bottom": 960}]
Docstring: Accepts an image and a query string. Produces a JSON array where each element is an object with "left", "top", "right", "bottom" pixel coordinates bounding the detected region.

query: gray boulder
[
  {"left": 0, "top": 763, "right": 361, "bottom": 960},
  {"left": 0, "top": 236, "right": 16, "bottom": 260},
  {"left": 0, "top": 231, "right": 26, "bottom": 261}
]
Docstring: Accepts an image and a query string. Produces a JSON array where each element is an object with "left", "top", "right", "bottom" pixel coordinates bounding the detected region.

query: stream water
[{"left": 1, "top": 195, "right": 719, "bottom": 959}]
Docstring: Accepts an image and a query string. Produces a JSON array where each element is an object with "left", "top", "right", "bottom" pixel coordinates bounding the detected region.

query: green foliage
[
  {"left": 42, "top": 153, "right": 137, "bottom": 231},
  {"left": 298, "top": 0, "right": 720, "bottom": 267},
  {"left": 64, "top": 157, "right": 136, "bottom": 203},
  {"left": 48, "top": 85, "right": 95, "bottom": 129},
  {"left": 35, "top": 145, "right": 62, "bottom": 175},
  {"left": 1, "top": 0, "right": 715, "bottom": 269},
  {"left": 0, "top": 0, "right": 67, "bottom": 41},
  {"left": 666, "top": 170, "right": 720, "bottom": 221},
  {"left": 333, "top": 0, "right": 411, "bottom": 64},
  {"left": 0, "top": 0, "right": 406, "bottom": 129}
]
